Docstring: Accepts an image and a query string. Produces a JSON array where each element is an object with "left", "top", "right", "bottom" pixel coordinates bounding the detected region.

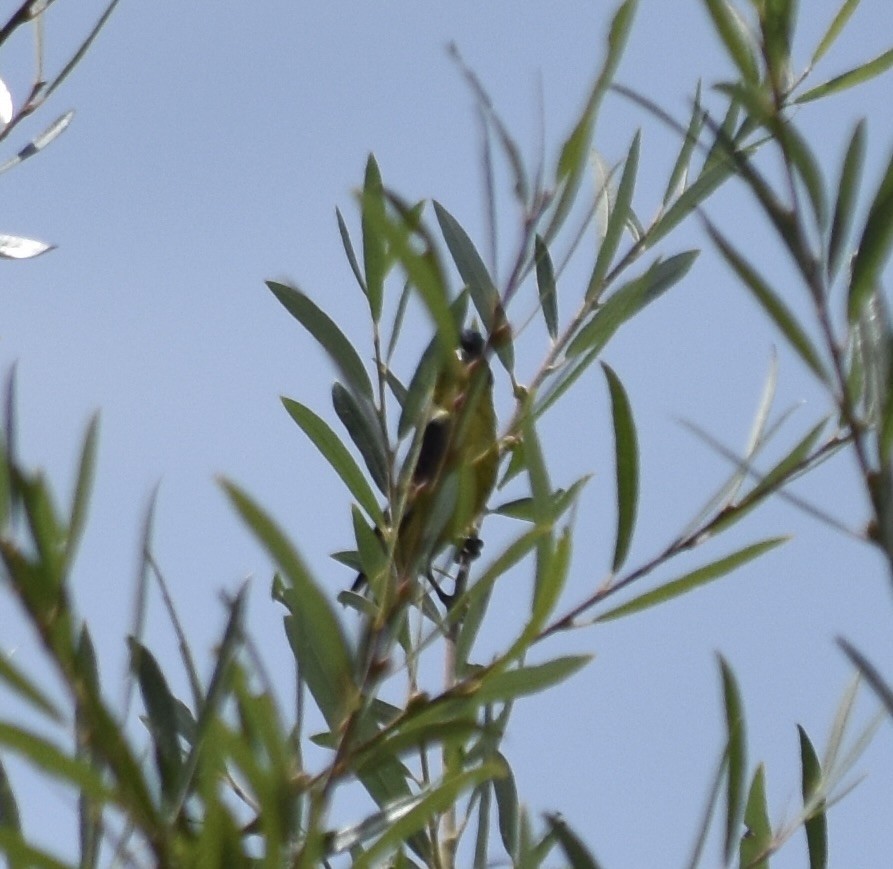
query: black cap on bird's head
[{"left": 459, "top": 329, "right": 486, "bottom": 362}]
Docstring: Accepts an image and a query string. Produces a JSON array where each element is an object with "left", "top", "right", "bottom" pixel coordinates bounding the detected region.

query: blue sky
[{"left": 2, "top": 0, "right": 893, "bottom": 865}]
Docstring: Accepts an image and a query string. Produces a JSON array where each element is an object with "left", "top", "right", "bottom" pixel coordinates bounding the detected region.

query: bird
[{"left": 351, "top": 328, "right": 498, "bottom": 605}]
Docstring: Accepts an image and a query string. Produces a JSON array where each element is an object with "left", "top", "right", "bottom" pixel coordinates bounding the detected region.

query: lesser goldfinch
[{"left": 353, "top": 328, "right": 498, "bottom": 601}]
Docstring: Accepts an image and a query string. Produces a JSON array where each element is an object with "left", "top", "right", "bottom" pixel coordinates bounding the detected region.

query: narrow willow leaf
[
  {"left": 222, "top": 481, "right": 356, "bottom": 730},
  {"left": 534, "top": 235, "right": 559, "bottom": 340},
  {"left": 745, "top": 419, "right": 827, "bottom": 502},
  {"left": 588, "top": 131, "right": 640, "bottom": 299},
  {"left": 823, "top": 674, "right": 860, "bottom": 774},
  {"left": 397, "top": 348, "right": 441, "bottom": 442},
  {"left": 282, "top": 398, "right": 383, "bottom": 524},
  {"left": 649, "top": 156, "right": 736, "bottom": 248},
  {"left": 374, "top": 193, "right": 458, "bottom": 359},
  {"left": 685, "top": 750, "right": 728, "bottom": 869},
  {"left": 0, "top": 235, "right": 53, "bottom": 259},
  {"left": 0, "top": 723, "right": 111, "bottom": 805},
  {"left": 828, "top": 120, "right": 866, "bottom": 279},
  {"left": 0, "top": 831, "right": 69, "bottom": 869},
  {"left": 704, "top": 0, "right": 760, "bottom": 83},
  {"left": 739, "top": 764, "right": 770, "bottom": 869},
  {"left": 837, "top": 637, "right": 893, "bottom": 718},
  {"left": 474, "top": 777, "right": 492, "bottom": 869},
  {"left": 848, "top": 148, "right": 893, "bottom": 322},
  {"left": 491, "top": 477, "right": 590, "bottom": 524},
  {"left": 0, "top": 111, "right": 74, "bottom": 175},
  {"left": 0, "top": 653, "right": 61, "bottom": 720},
  {"left": 546, "top": 0, "right": 637, "bottom": 243},
  {"left": 663, "top": 80, "right": 704, "bottom": 205},
  {"left": 602, "top": 364, "right": 638, "bottom": 572},
  {"left": 759, "top": 0, "right": 795, "bottom": 92},
  {"left": 129, "top": 639, "right": 183, "bottom": 799},
  {"left": 474, "top": 655, "right": 591, "bottom": 705},
  {"left": 531, "top": 527, "right": 572, "bottom": 632},
  {"left": 546, "top": 814, "right": 604, "bottom": 869},
  {"left": 65, "top": 413, "right": 99, "bottom": 568},
  {"left": 493, "top": 752, "right": 520, "bottom": 858},
  {"left": 267, "top": 280, "right": 373, "bottom": 399},
  {"left": 719, "top": 655, "right": 746, "bottom": 864},
  {"left": 354, "top": 765, "right": 498, "bottom": 868},
  {"left": 597, "top": 538, "right": 787, "bottom": 622},
  {"left": 522, "top": 408, "right": 551, "bottom": 529},
  {"left": 433, "top": 201, "right": 513, "bottom": 370},
  {"left": 0, "top": 757, "right": 20, "bottom": 831},
  {"left": 798, "top": 725, "right": 828, "bottom": 869},
  {"left": 387, "top": 280, "right": 413, "bottom": 362},
  {"left": 706, "top": 221, "right": 828, "bottom": 380},
  {"left": 455, "top": 527, "right": 546, "bottom": 668},
  {"left": 352, "top": 503, "right": 386, "bottom": 589},
  {"left": 336, "top": 206, "right": 367, "bottom": 295},
  {"left": 568, "top": 251, "right": 698, "bottom": 358},
  {"left": 781, "top": 122, "right": 828, "bottom": 232},
  {"left": 796, "top": 47, "right": 893, "bottom": 105},
  {"left": 332, "top": 382, "right": 389, "bottom": 495},
  {"left": 810, "top": 0, "right": 861, "bottom": 66},
  {"left": 362, "top": 155, "right": 387, "bottom": 321}
]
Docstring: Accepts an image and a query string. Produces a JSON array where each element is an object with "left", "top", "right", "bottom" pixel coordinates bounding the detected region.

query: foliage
[{"left": 1, "top": 0, "right": 892, "bottom": 866}]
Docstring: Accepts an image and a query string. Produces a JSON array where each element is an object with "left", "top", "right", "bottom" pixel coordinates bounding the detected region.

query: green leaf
[
  {"left": 491, "top": 476, "right": 590, "bottom": 524},
  {"left": 222, "top": 481, "right": 356, "bottom": 730},
  {"left": 434, "top": 202, "right": 499, "bottom": 334},
  {"left": 353, "top": 765, "right": 499, "bottom": 868},
  {"left": 704, "top": 0, "right": 760, "bottom": 83},
  {"left": 374, "top": 194, "right": 460, "bottom": 361},
  {"left": 336, "top": 206, "right": 367, "bottom": 295},
  {"left": 663, "top": 80, "right": 704, "bottom": 205},
  {"left": 282, "top": 398, "right": 383, "bottom": 524},
  {"left": 129, "top": 639, "right": 183, "bottom": 801},
  {"left": 65, "top": 412, "right": 99, "bottom": 569},
  {"left": 454, "top": 527, "right": 547, "bottom": 669},
  {"left": 828, "top": 120, "right": 866, "bottom": 279},
  {"left": 719, "top": 655, "right": 746, "bottom": 864},
  {"left": 758, "top": 0, "right": 795, "bottom": 92},
  {"left": 546, "top": 813, "right": 605, "bottom": 869},
  {"left": 798, "top": 725, "right": 828, "bottom": 869},
  {"left": 546, "top": 0, "right": 637, "bottom": 243},
  {"left": 267, "top": 280, "right": 373, "bottom": 399},
  {"left": 332, "top": 382, "right": 389, "bottom": 495},
  {"left": 848, "top": 148, "right": 893, "bottom": 322},
  {"left": 0, "top": 723, "right": 112, "bottom": 806},
  {"left": 568, "top": 251, "right": 699, "bottom": 358},
  {"left": 534, "top": 236, "right": 559, "bottom": 340},
  {"left": 838, "top": 637, "right": 893, "bottom": 718},
  {"left": 0, "top": 756, "right": 20, "bottom": 832},
  {"left": 810, "top": 0, "right": 861, "bottom": 66},
  {"left": 474, "top": 655, "right": 591, "bottom": 705},
  {"left": 362, "top": 154, "right": 387, "bottom": 321},
  {"left": 531, "top": 527, "right": 572, "bottom": 631},
  {"left": 493, "top": 752, "right": 519, "bottom": 859},
  {"left": 706, "top": 220, "right": 828, "bottom": 381},
  {"left": 0, "top": 831, "right": 69, "bottom": 869},
  {"left": 780, "top": 122, "right": 828, "bottom": 232},
  {"left": 396, "top": 294, "right": 467, "bottom": 439},
  {"left": 597, "top": 538, "right": 787, "bottom": 622},
  {"left": 0, "top": 652, "right": 62, "bottom": 720},
  {"left": 352, "top": 504, "right": 387, "bottom": 588},
  {"left": 739, "top": 765, "right": 770, "bottom": 869},
  {"left": 649, "top": 156, "right": 737, "bottom": 248},
  {"left": 796, "top": 46, "right": 893, "bottom": 105},
  {"left": 602, "top": 364, "right": 638, "bottom": 572},
  {"left": 588, "top": 130, "right": 640, "bottom": 299}
]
